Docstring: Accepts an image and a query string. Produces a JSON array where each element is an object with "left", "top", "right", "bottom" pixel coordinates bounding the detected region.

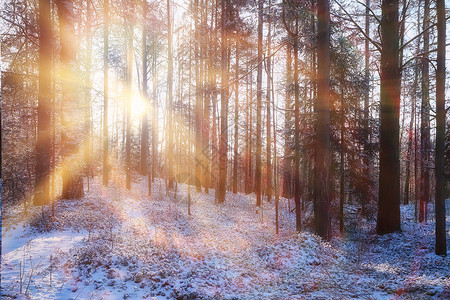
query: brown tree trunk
[
  {"left": 35, "top": 0, "right": 52, "bottom": 205},
  {"left": 255, "top": 0, "right": 263, "bottom": 207},
  {"left": 58, "top": 0, "right": 84, "bottom": 199},
  {"left": 216, "top": 0, "right": 229, "bottom": 203},
  {"left": 419, "top": 0, "right": 430, "bottom": 223},
  {"left": 283, "top": 43, "right": 292, "bottom": 199},
  {"left": 362, "top": 0, "right": 371, "bottom": 213},
  {"left": 167, "top": 0, "right": 174, "bottom": 189},
  {"left": 233, "top": 39, "right": 239, "bottom": 194},
  {"left": 140, "top": 0, "right": 149, "bottom": 177},
  {"left": 377, "top": 0, "right": 401, "bottom": 234},
  {"left": 125, "top": 11, "right": 133, "bottom": 190},
  {"left": 266, "top": 0, "right": 272, "bottom": 202},
  {"left": 434, "top": 0, "right": 447, "bottom": 256},
  {"left": 314, "top": 0, "right": 331, "bottom": 240},
  {"left": 103, "top": 0, "right": 109, "bottom": 186}
]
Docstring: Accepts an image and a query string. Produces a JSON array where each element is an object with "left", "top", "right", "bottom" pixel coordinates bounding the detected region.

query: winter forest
[{"left": 1, "top": 0, "right": 449, "bottom": 298}]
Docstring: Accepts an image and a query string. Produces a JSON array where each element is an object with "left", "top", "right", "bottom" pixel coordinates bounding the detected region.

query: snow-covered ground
[{"left": 1, "top": 175, "right": 449, "bottom": 299}]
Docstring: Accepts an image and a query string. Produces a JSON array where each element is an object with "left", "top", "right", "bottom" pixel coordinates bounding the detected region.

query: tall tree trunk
[
  {"left": 233, "top": 39, "right": 239, "bottom": 194},
  {"left": 58, "top": 0, "right": 84, "bottom": 199},
  {"left": 245, "top": 65, "right": 253, "bottom": 194},
  {"left": 362, "top": 0, "right": 371, "bottom": 212},
  {"left": 35, "top": 0, "right": 52, "bottom": 205},
  {"left": 293, "top": 30, "right": 301, "bottom": 232},
  {"left": 201, "top": 0, "right": 210, "bottom": 194},
  {"left": 434, "top": 0, "right": 447, "bottom": 256},
  {"left": 339, "top": 84, "right": 345, "bottom": 234},
  {"left": 103, "top": 0, "right": 109, "bottom": 186},
  {"left": 266, "top": 0, "right": 272, "bottom": 202},
  {"left": 419, "top": 0, "right": 430, "bottom": 223},
  {"left": 216, "top": 0, "right": 229, "bottom": 203},
  {"left": 272, "top": 62, "right": 279, "bottom": 234},
  {"left": 167, "top": 0, "right": 174, "bottom": 189},
  {"left": 194, "top": 0, "right": 202, "bottom": 192},
  {"left": 377, "top": 0, "right": 401, "bottom": 234},
  {"left": 140, "top": 0, "right": 149, "bottom": 177},
  {"left": 125, "top": 12, "right": 133, "bottom": 190},
  {"left": 85, "top": 0, "right": 93, "bottom": 191},
  {"left": 315, "top": 0, "right": 331, "bottom": 240},
  {"left": 283, "top": 43, "right": 292, "bottom": 199},
  {"left": 255, "top": 0, "right": 263, "bottom": 207},
  {"left": 152, "top": 41, "right": 158, "bottom": 183}
]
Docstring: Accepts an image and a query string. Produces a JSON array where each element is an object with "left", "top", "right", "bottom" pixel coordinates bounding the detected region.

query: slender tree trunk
[
  {"left": 245, "top": 65, "right": 252, "bottom": 194},
  {"left": 217, "top": 0, "right": 229, "bottom": 203},
  {"left": 435, "top": 0, "right": 447, "bottom": 256},
  {"left": 125, "top": 13, "right": 133, "bottom": 190},
  {"left": 315, "top": 0, "right": 331, "bottom": 240},
  {"left": 339, "top": 85, "right": 345, "bottom": 234},
  {"left": 103, "top": 0, "right": 109, "bottom": 186},
  {"left": 202, "top": 0, "right": 210, "bottom": 194},
  {"left": 85, "top": 0, "right": 93, "bottom": 191},
  {"left": 167, "top": 0, "right": 174, "bottom": 189},
  {"left": 194, "top": 0, "right": 202, "bottom": 192},
  {"left": 233, "top": 39, "right": 239, "bottom": 194},
  {"left": 152, "top": 41, "right": 158, "bottom": 183},
  {"left": 272, "top": 56, "right": 279, "bottom": 234},
  {"left": 266, "top": 0, "right": 272, "bottom": 202},
  {"left": 284, "top": 43, "right": 292, "bottom": 199},
  {"left": 255, "top": 0, "right": 263, "bottom": 207},
  {"left": 35, "top": 0, "right": 52, "bottom": 205},
  {"left": 140, "top": 0, "right": 149, "bottom": 177},
  {"left": 377, "top": 0, "right": 401, "bottom": 234},
  {"left": 362, "top": 0, "right": 371, "bottom": 212},
  {"left": 293, "top": 33, "right": 301, "bottom": 232},
  {"left": 419, "top": 0, "right": 430, "bottom": 223}
]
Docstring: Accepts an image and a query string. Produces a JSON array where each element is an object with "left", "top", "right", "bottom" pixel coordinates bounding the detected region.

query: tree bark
[
  {"left": 35, "top": 0, "right": 52, "bottom": 205},
  {"left": 103, "top": 0, "right": 109, "bottom": 186},
  {"left": 419, "top": 0, "right": 430, "bottom": 223},
  {"left": 233, "top": 39, "right": 239, "bottom": 194},
  {"left": 140, "top": 0, "right": 149, "bottom": 177},
  {"left": 255, "top": 0, "right": 263, "bottom": 207},
  {"left": 434, "top": 0, "right": 447, "bottom": 256},
  {"left": 377, "top": 0, "right": 401, "bottom": 234},
  {"left": 315, "top": 0, "right": 331, "bottom": 240},
  {"left": 125, "top": 9, "right": 133, "bottom": 190},
  {"left": 167, "top": 0, "right": 174, "bottom": 189},
  {"left": 266, "top": 0, "right": 272, "bottom": 202},
  {"left": 216, "top": 0, "right": 228, "bottom": 203},
  {"left": 58, "top": 0, "right": 84, "bottom": 199}
]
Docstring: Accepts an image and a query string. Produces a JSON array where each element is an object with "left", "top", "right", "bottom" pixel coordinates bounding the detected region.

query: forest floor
[{"left": 1, "top": 174, "right": 449, "bottom": 299}]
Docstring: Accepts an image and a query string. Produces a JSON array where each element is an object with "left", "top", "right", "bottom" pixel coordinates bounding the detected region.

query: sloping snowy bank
[{"left": 1, "top": 176, "right": 449, "bottom": 299}]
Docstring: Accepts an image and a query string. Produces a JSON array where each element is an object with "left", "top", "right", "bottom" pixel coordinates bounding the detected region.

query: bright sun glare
[{"left": 131, "top": 93, "right": 147, "bottom": 117}]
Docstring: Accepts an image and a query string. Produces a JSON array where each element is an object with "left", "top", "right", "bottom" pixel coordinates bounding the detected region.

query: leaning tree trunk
[{"left": 377, "top": 0, "right": 401, "bottom": 234}]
